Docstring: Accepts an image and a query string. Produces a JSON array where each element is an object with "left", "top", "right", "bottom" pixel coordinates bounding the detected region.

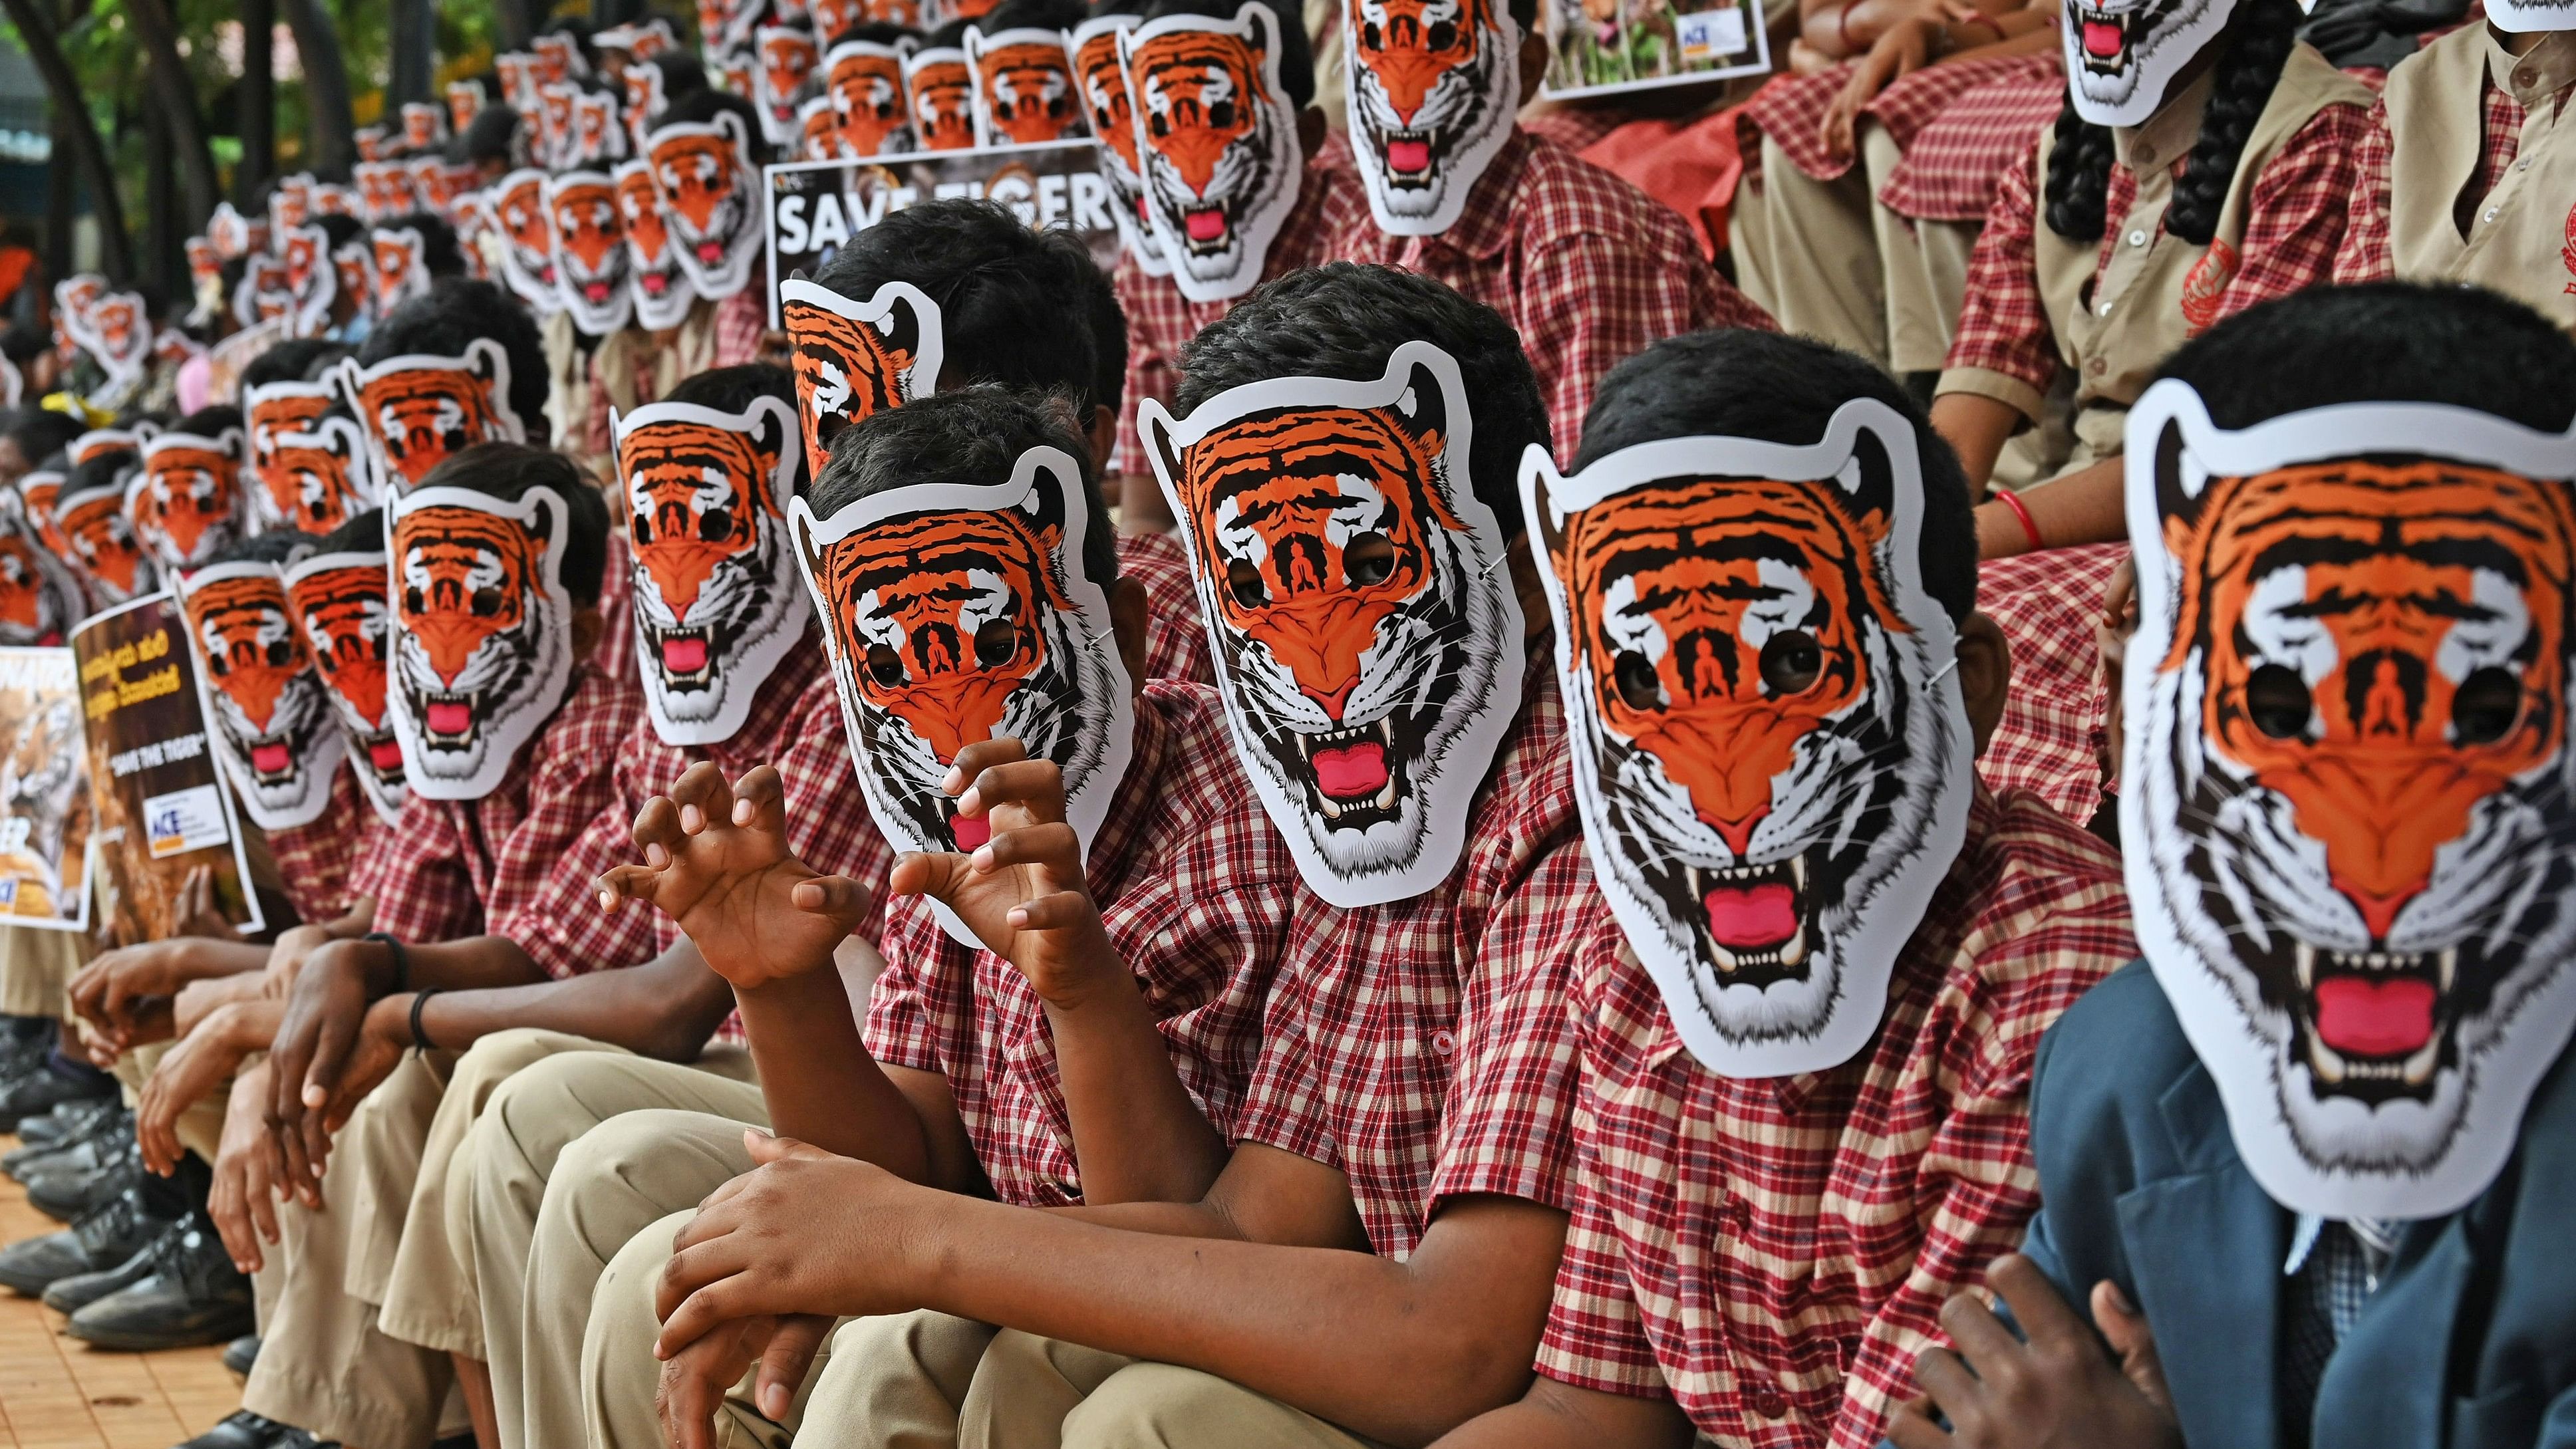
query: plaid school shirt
[
  {"left": 1323, "top": 131, "right": 1773, "bottom": 461},
  {"left": 1877, "top": 55, "right": 2068, "bottom": 223},
  {"left": 861, "top": 680, "right": 1304, "bottom": 1207},
  {"left": 263, "top": 765, "right": 386, "bottom": 926},
  {"left": 1739, "top": 51, "right": 2057, "bottom": 187},
  {"left": 1974, "top": 541, "right": 2126, "bottom": 827},
  {"left": 1532, "top": 788, "right": 2134, "bottom": 1448},
  {"left": 345, "top": 660, "right": 646, "bottom": 946},
  {"left": 1115, "top": 531, "right": 1215, "bottom": 684},
  {"left": 1229, "top": 670, "right": 1578, "bottom": 1258},
  {"left": 2333, "top": 76, "right": 2527, "bottom": 282},
  {"left": 1110, "top": 131, "right": 1372, "bottom": 479}
]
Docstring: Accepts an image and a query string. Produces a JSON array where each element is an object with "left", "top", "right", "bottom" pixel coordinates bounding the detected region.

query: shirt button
[
  {"left": 2126, "top": 228, "right": 2148, "bottom": 246},
  {"left": 2088, "top": 358, "right": 2108, "bottom": 375},
  {"left": 2515, "top": 66, "right": 2536, "bottom": 87},
  {"left": 2098, "top": 300, "right": 2113, "bottom": 315},
  {"left": 2519, "top": 156, "right": 2533, "bottom": 170},
  {"left": 1748, "top": 1386, "right": 1790, "bottom": 1418},
  {"left": 1429, "top": 1029, "right": 1455, "bottom": 1058},
  {"left": 2485, "top": 207, "right": 2501, "bottom": 223}
]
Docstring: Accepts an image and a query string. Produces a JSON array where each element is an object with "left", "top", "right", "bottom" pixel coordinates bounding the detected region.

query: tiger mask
[
  {"left": 1118, "top": 3, "right": 1304, "bottom": 304},
  {"left": 447, "top": 79, "right": 486, "bottom": 135},
  {"left": 2061, "top": 0, "right": 2230, "bottom": 126},
  {"left": 1523, "top": 400, "right": 1974, "bottom": 1077},
  {"left": 799, "top": 94, "right": 844, "bottom": 159},
  {"left": 1140, "top": 341, "right": 1524, "bottom": 906},
  {"left": 372, "top": 227, "right": 434, "bottom": 314},
  {"left": 614, "top": 397, "right": 813, "bottom": 745},
  {"left": 966, "top": 27, "right": 1088, "bottom": 146},
  {"left": 614, "top": 158, "right": 697, "bottom": 330},
  {"left": 179, "top": 560, "right": 345, "bottom": 830},
  {"left": 905, "top": 47, "right": 980, "bottom": 150},
  {"left": 625, "top": 64, "right": 672, "bottom": 151},
  {"left": 549, "top": 172, "right": 636, "bottom": 336},
  {"left": 826, "top": 39, "right": 918, "bottom": 159},
  {"left": 269, "top": 419, "right": 381, "bottom": 536},
  {"left": 18, "top": 470, "right": 68, "bottom": 559},
  {"left": 537, "top": 82, "right": 582, "bottom": 164},
  {"left": 490, "top": 168, "right": 565, "bottom": 317},
  {"left": 402, "top": 100, "right": 450, "bottom": 154},
  {"left": 271, "top": 175, "right": 313, "bottom": 235},
  {"left": 130, "top": 432, "right": 251, "bottom": 572},
  {"left": 1068, "top": 15, "right": 1171, "bottom": 275},
  {"left": 0, "top": 512, "right": 81, "bottom": 646},
  {"left": 1346, "top": 0, "right": 1520, "bottom": 235},
  {"left": 56, "top": 477, "right": 158, "bottom": 605},
  {"left": 287, "top": 548, "right": 408, "bottom": 823},
  {"left": 385, "top": 485, "right": 577, "bottom": 800},
  {"left": 572, "top": 89, "right": 629, "bottom": 166},
  {"left": 756, "top": 25, "right": 823, "bottom": 148},
  {"left": 2122, "top": 382, "right": 2576, "bottom": 1218},
  {"left": 245, "top": 382, "right": 341, "bottom": 530},
  {"left": 87, "top": 292, "right": 153, "bottom": 386},
  {"left": 780, "top": 279, "right": 944, "bottom": 488},
  {"left": 281, "top": 226, "right": 339, "bottom": 338},
  {"left": 356, "top": 162, "right": 418, "bottom": 224},
  {"left": 790, "top": 446, "right": 1135, "bottom": 946},
  {"left": 337, "top": 338, "right": 531, "bottom": 490},
  {"left": 646, "top": 114, "right": 764, "bottom": 300}
]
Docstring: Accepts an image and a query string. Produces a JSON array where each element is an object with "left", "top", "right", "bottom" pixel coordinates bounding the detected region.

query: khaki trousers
[
  {"left": 479, "top": 1057, "right": 765, "bottom": 1449},
  {"left": 0, "top": 924, "right": 84, "bottom": 1018}
]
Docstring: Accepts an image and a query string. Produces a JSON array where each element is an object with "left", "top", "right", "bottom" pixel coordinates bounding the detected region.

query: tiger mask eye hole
[
  {"left": 866, "top": 643, "right": 905, "bottom": 686},
  {"left": 470, "top": 586, "right": 503, "bottom": 617},
  {"left": 1612, "top": 650, "right": 1663, "bottom": 712},
  {"left": 1344, "top": 531, "right": 1395, "bottom": 588},
  {"left": 404, "top": 586, "right": 424, "bottom": 612},
  {"left": 2245, "top": 664, "right": 2313, "bottom": 740},
  {"left": 266, "top": 640, "right": 293, "bottom": 667},
  {"left": 1226, "top": 559, "right": 1267, "bottom": 609},
  {"left": 631, "top": 511, "right": 654, "bottom": 543},
  {"left": 973, "top": 618, "right": 1020, "bottom": 668},
  {"left": 1758, "top": 630, "right": 1824, "bottom": 696},
  {"left": 697, "top": 507, "right": 734, "bottom": 543},
  {"left": 2452, "top": 666, "right": 2522, "bottom": 745}
]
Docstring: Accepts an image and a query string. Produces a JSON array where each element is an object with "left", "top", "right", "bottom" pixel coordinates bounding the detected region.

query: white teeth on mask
[
  {"left": 2309, "top": 1035, "right": 2347, "bottom": 1086},
  {"left": 2296, "top": 942, "right": 2317, "bottom": 989},
  {"left": 1790, "top": 854, "right": 1808, "bottom": 891},
  {"left": 1375, "top": 778, "right": 1399, "bottom": 811},
  {"left": 1318, "top": 794, "right": 1342, "bottom": 820},
  {"left": 2404, "top": 1034, "right": 2442, "bottom": 1087},
  {"left": 2438, "top": 947, "right": 2458, "bottom": 993},
  {"left": 1779, "top": 922, "right": 1808, "bottom": 968}
]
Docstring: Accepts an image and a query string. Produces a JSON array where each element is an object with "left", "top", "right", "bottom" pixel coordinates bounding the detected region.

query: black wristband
[
  {"left": 408, "top": 988, "right": 442, "bottom": 1053},
  {"left": 364, "top": 931, "right": 409, "bottom": 995}
]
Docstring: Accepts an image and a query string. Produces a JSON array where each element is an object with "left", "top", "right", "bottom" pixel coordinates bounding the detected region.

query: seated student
[
  {"left": 1432, "top": 327, "right": 2136, "bottom": 1449},
  {"left": 2331, "top": 2, "right": 2574, "bottom": 329},
  {"left": 1892, "top": 281, "right": 2576, "bottom": 1449},
  {"left": 1933, "top": 0, "right": 2371, "bottom": 559},
  {"left": 532, "top": 382, "right": 1304, "bottom": 1449},
  {"left": 596, "top": 261, "right": 1581, "bottom": 1449},
  {"left": 1322, "top": 0, "right": 1771, "bottom": 452}
]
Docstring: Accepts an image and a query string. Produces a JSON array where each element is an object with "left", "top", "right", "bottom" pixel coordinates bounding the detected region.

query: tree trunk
[
  {"left": 0, "top": 0, "right": 132, "bottom": 281},
  {"left": 118, "top": 0, "right": 220, "bottom": 234},
  {"left": 496, "top": 0, "right": 535, "bottom": 50},
  {"left": 389, "top": 0, "right": 434, "bottom": 109},
  {"left": 145, "top": 98, "right": 180, "bottom": 302},
  {"left": 277, "top": 0, "right": 355, "bottom": 177},
  {"left": 237, "top": 0, "right": 276, "bottom": 205}
]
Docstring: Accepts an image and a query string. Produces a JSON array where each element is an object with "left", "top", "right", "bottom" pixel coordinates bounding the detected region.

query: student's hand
[
  {"left": 654, "top": 1312, "right": 834, "bottom": 1449},
  {"left": 134, "top": 1001, "right": 269, "bottom": 1177},
  {"left": 653, "top": 1132, "right": 934, "bottom": 1359},
  {"left": 885, "top": 738, "right": 1124, "bottom": 1011},
  {"left": 1822, "top": 14, "right": 1938, "bottom": 160},
  {"left": 595, "top": 763, "right": 873, "bottom": 993},
  {"left": 266, "top": 935, "right": 395, "bottom": 1204},
  {"left": 305, "top": 995, "right": 416, "bottom": 1152},
  {"left": 173, "top": 969, "right": 263, "bottom": 1040},
  {"left": 69, "top": 938, "right": 202, "bottom": 1049},
  {"left": 259, "top": 922, "right": 338, "bottom": 998},
  {"left": 1888, "top": 1255, "right": 2181, "bottom": 1449},
  {"left": 208, "top": 1063, "right": 286, "bottom": 1274}
]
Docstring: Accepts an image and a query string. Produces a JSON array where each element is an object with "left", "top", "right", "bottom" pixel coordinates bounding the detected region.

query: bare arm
[
  {"left": 1933, "top": 393, "right": 2024, "bottom": 494},
  {"left": 1433, "top": 1377, "right": 1698, "bottom": 1449},
  {"left": 1975, "top": 456, "right": 2128, "bottom": 559},
  {"left": 1048, "top": 1142, "right": 1373, "bottom": 1251},
  {"left": 404, "top": 937, "right": 741, "bottom": 1062}
]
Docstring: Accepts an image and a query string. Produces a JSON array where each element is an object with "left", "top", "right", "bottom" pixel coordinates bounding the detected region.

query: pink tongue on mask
[
  {"left": 2315, "top": 976, "right": 2437, "bottom": 1057},
  {"left": 1184, "top": 209, "right": 1227, "bottom": 242},
  {"left": 251, "top": 743, "right": 292, "bottom": 774},
  {"left": 663, "top": 636, "right": 709, "bottom": 675},
  {"left": 644, "top": 275, "right": 668, "bottom": 295},
  {"left": 1312, "top": 741, "right": 1388, "bottom": 800},
  {"left": 1387, "top": 139, "right": 1432, "bottom": 174},
  {"left": 950, "top": 813, "right": 990, "bottom": 851},
  {"left": 1703, "top": 881, "right": 1795, "bottom": 950},
  {"left": 2082, "top": 19, "right": 2123, "bottom": 55},
  {"left": 370, "top": 740, "right": 407, "bottom": 770},
  {"left": 427, "top": 702, "right": 472, "bottom": 735}
]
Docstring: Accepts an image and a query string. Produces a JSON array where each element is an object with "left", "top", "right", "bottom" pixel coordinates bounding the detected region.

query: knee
[
  {"left": 484, "top": 1051, "right": 634, "bottom": 1178},
  {"left": 449, "top": 1027, "right": 573, "bottom": 1100},
  {"left": 588, "top": 1210, "right": 688, "bottom": 1363},
  {"left": 1062, "top": 1364, "right": 1244, "bottom": 1449}
]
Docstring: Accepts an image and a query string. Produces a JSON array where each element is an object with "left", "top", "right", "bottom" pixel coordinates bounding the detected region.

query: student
[
  {"left": 1892, "top": 281, "right": 2576, "bottom": 1449},
  {"left": 1933, "top": 0, "right": 2371, "bottom": 559},
  {"left": 597, "top": 262, "right": 1582, "bottom": 1449},
  {"left": 2332, "top": 3, "right": 2575, "bottom": 327},
  {"left": 1427, "top": 328, "right": 2135, "bottom": 1449}
]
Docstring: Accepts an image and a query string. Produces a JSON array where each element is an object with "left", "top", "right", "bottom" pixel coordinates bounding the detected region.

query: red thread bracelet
[{"left": 1994, "top": 487, "right": 2043, "bottom": 551}]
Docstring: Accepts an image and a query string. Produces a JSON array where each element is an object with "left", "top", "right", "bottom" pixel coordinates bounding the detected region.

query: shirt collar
[
  {"left": 1398, "top": 128, "right": 1533, "bottom": 264},
  {"left": 2115, "top": 63, "right": 2219, "bottom": 175},
  {"left": 2487, "top": 26, "right": 2576, "bottom": 109}
]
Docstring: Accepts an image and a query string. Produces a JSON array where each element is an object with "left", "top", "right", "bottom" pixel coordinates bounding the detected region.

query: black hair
[
  {"left": 661, "top": 84, "right": 763, "bottom": 142},
  {"left": 2044, "top": 0, "right": 2301, "bottom": 245},
  {"left": 204, "top": 527, "right": 314, "bottom": 569},
  {"left": 1082, "top": 257, "right": 1127, "bottom": 424},
  {"left": 0, "top": 325, "right": 45, "bottom": 367},
  {"left": 241, "top": 338, "right": 352, "bottom": 391},
  {"left": 2157, "top": 281, "right": 2576, "bottom": 432},
  {"left": 828, "top": 19, "right": 922, "bottom": 47},
  {"left": 360, "top": 279, "right": 550, "bottom": 439},
  {"left": 665, "top": 362, "right": 809, "bottom": 497},
  {"left": 378, "top": 211, "right": 468, "bottom": 279},
  {"left": 1139, "top": 0, "right": 1314, "bottom": 108},
  {"left": 1573, "top": 329, "right": 1979, "bottom": 625},
  {"left": 310, "top": 212, "right": 365, "bottom": 253},
  {"left": 980, "top": 0, "right": 1087, "bottom": 29},
  {"left": 924, "top": 17, "right": 977, "bottom": 46},
  {"left": 5, "top": 409, "right": 84, "bottom": 465},
  {"left": 1086, "top": 0, "right": 1148, "bottom": 15},
  {"left": 649, "top": 52, "right": 710, "bottom": 100},
  {"left": 413, "top": 443, "right": 611, "bottom": 606},
  {"left": 65, "top": 448, "right": 137, "bottom": 503},
  {"left": 815, "top": 384, "right": 1119, "bottom": 585},
  {"left": 315, "top": 505, "right": 384, "bottom": 557},
  {"left": 456, "top": 104, "right": 525, "bottom": 166},
  {"left": 175, "top": 404, "right": 243, "bottom": 438},
  {"left": 1176, "top": 261, "right": 1546, "bottom": 537},
  {"left": 812, "top": 198, "right": 1107, "bottom": 412}
]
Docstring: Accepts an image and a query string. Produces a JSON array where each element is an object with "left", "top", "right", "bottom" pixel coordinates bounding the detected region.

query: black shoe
[
  {"left": 0, "top": 1178, "right": 174, "bottom": 1296},
  {"left": 65, "top": 1216, "right": 255, "bottom": 1350},
  {"left": 172, "top": 1409, "right": 332, "bottom": 1449},
  {"left": 1, "top": 1055, "right": 119, "bottom": 1132},
  {"left": 4, "top": 1107, "right": 132, "bottom": 1184},
  {"left": 23, "top": 1134, "right": 141, "bottom": 1224},
  {"left": 42, "top": 1235, "right": 157, "bottom": 1313},
  {"left": 13, "top": 1095, "right": 126, "bottom": 1152},
  {"left": 221, "top": 1333, "right": 259, "bottom": 1377},
  {"left": 0, "top": 1016, "right": 54, "bottom": 1079}
]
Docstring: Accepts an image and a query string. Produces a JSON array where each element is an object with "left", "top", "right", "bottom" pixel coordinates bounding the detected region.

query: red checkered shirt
[
  {"left": 1740, "top": 51, "right": 2053, "bottom": 186},
  {"left": 1945, "top": 100, "right": 2370, "bottom": 398},
  {"left": 1110, "top": 131, "right": 1371, "bottom": 478},
  {"left": 262, "top": 764, "right": 385, "bottom": 926},
  {"left": 345, "top": 662, "right": 646, "bottom": 948},
  {"left": 2333, "top": 83, "right": 2525, "bottom": 282},
  {"left": 715, "top": 275, "right": 770, "bottom": 368},
  {"left": 1114, "top": 530, "right": 1214, "bottom": 684},
  {"left": 1531, "top": 787, "right": 2136, "bottom": 1448},
  {"left": 1975, "top": 542, "right": 2126, "bottom": 827},
  {"left": 1324, "top": 130, "right": 1773, "bottom": 463},
  {"left": 1878, "top": 55, "right": 2067, "bottom": 222},
  {"left": 1229, "top": 669, "right": 1576, "bottom": 1258},
  {"left": 593, "top": 531, "right": 637, "bottom": 694},
  {"left": 861, "top": 681, "right": 1304, "bottom": 1207}
]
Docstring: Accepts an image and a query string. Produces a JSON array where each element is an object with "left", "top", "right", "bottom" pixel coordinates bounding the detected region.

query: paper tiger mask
[{"left": 178, "top": 555, "right": 346, "bottom": 831}]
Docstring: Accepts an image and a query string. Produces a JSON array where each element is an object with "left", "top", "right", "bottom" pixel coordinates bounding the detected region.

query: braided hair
[{"left": 2043, "top": 0, "right": 2302, "bottom": 245}]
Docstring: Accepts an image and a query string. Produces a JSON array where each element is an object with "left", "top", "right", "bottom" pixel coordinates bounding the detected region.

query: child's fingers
[
  {"left": 956, "top": 759, "right": 1067, "bottom": 829},
  {"left": 597, "top": 864, "right": 664, "bottom": 910},
  {"left": 729, "top": 765, "right": 789, "bottom": 835},
  {"left": 664, "top": 761, "right": 738, "bottom": 837},
  {"left": 1006, "top": 890, "right": 1095, "bottom": 932},
  {"left": 944, "top": 736, "right": 1032, "bottom": 797},
  {"left": 972, "top": 823, "right": 1084, "bottom": 886},
  {"left": 886, "top": 853, "right": 968, "bottom": 904},
  {"left": 630, "top": 795, "right": 684, "bottom": 857},
  {"left": 788, "top": 874, "right": 875, "bottom": 923},
  {"left": 755, "top": 1316, "right": 832, "bottom": 1423}
]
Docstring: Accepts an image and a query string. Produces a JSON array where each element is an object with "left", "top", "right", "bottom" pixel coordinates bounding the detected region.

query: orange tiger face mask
[
  {"left": 0, "top": 511, "right": 80, "bottom": 646},
  {"left": 2122, "top": 383, "right": 2576, "bottom": 1218},
  {"left": 287, "top": 547, "right": 408, "bottom": 823},
  {"left": 1139, "top": 341, "right": 1524, "bottom": 906},
  {"left": 386, "top": 483, "right": 576, "bottom": 799},
  {"left": 490, "top": 168, "right": 564, "bottom": 316},
  {"left": 1525, "top": 401, "right": 1973, "bottom": 1077},
  {"left": 549, "top": 171, "right": 634, "bottom": 336},
  {"left": 57, "top": 477, "right": 157, "bottom": 605},
  {"left": 130, "top": 432, "right": 251, "bottom": 572},
  {"left": 789, "top": 448, "right": 1134, "bottom": 945},
  {"left": 267, "top": 418, "right": 380, "bottom": 536},
  {"left": 645, "top": 114, "right": 762, "bottom": 299},
  {"left": 372, "top": 227, "right": 432, "bottom": 314},
  {"left": 756, "top": 25, "right": 822, "bottom": 148},
  {"left": 827, "top": 40, "right": 917, "bottom": 158},
  {"left": 1069, "top": 15, "right": 1169, "bottom": 273},
  {"left": 337, "top": 338, "right": 529, "bottom": 489},
  {"left": 179, "top": 559, "right": 344, "bottom": 830},
  {"left": 245, "top": 382, "right": 339, "bottom": 531},
  {"left": 613, "top": 158, "right": 695, "bottom": 330},
  {"left": 614, "top": 396, "right": 811, "bottom": 745},
  {"left": 1118, "top": 3, "right": 1302, "bottom": 303},
  {"left": 1345, "top": 0, "right": 1519, "bottom": 235},
  {"left": 966, "top": 27, "right": 1087, "bottom": 146},
  {"left": 779, "top": 278, "right": 944, "bottom": 488},
  {"left": 903, "top": 48, "right": 979, "bottom": 150}
]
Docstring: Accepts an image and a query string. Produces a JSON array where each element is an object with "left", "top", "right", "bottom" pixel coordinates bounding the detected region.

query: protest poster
[
  {"left": 71, "top": 592, "right": 265, "bottom": 943},
  {"left": 0, "top": 646, "right": 91, "bottom": 930},
  {"left": 1540, "top": 0, "right": 1769, "bottom": 99},
  {"left": 762, "top": 140, "right": 1122, "bottom": 329}
]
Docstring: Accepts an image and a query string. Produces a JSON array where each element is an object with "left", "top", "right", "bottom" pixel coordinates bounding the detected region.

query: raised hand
[
  {"left": 1888, "top": 1255, "right": 2181, "bottom": 1449},
  {"left": 595, "top": 763, "right": 873, "bottom": 992},
  {"left": 884, "top": 738, "right": 1122, "bottom": 1008}
]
